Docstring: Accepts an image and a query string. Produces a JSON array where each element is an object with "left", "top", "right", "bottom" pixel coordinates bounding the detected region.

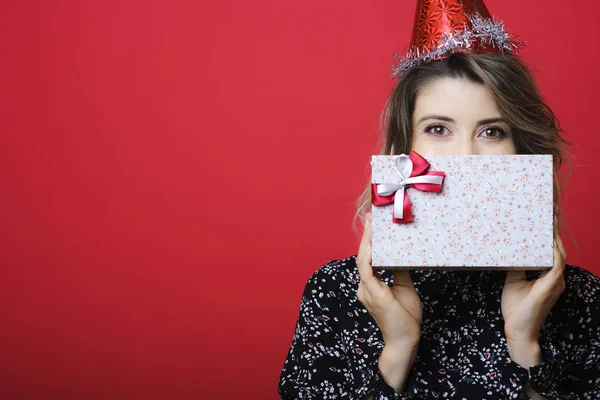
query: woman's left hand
[{"left": 501, "top": 231, "right": 567, "bottom": 364}]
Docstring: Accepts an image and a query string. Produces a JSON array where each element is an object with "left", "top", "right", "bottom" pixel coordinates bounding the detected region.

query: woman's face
[{"left": 410, "top": 77, "right": 516, "bottom": 155}]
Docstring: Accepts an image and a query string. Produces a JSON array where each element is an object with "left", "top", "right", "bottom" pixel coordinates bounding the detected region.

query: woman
[{"left": 278, "top": 3, "right": 600, "bottom": 399}]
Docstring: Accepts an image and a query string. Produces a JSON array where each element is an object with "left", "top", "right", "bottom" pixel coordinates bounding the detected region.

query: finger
[
  {"left": 552, "top": 214, "right": 567, "bottom": 264},
  {"left": 547, "top": 236, "right": 566, "bottom": 281},
  {"left": 555, "top": 232, "right": 567, "bottom": 261},
  {"left": 533, "top": 239, "right": 567, "bottom": 298},
  {"left": 356, "top": 212, "right": 380, "bottom": 292},
  {"left": 505, "top": 270, "right": 526, "bottom": 284}
]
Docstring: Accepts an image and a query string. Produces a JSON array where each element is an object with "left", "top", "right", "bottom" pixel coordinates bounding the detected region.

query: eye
[
  {"left": 425, "top": 124, "right": 450, "bottom": 137},
  {"left": 479, "top": 127, "right": 507, "bottom": 139}
]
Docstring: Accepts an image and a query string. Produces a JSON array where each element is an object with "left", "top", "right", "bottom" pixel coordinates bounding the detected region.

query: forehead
[{"left": 413, "top": 78, "right": 501, "bottom": 121}]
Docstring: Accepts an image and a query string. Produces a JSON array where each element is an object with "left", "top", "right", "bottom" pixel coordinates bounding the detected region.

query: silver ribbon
[{"left": 376, "top": 154, "right": 444, "bottom": 219}]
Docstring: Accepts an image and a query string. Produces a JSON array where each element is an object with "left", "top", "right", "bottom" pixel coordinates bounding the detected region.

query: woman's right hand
[{"left": 357, "top": 212, "right": 422, "bottom": 394}]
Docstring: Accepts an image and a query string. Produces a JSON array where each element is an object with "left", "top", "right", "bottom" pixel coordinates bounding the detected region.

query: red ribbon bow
[{"left": 371, "top": 151, "right": 445, "bottom": 223}]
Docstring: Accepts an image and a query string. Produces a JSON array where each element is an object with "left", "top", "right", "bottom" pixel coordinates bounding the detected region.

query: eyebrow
[{"left": 417, "top": 115, "right": 506, "bottom": 126}]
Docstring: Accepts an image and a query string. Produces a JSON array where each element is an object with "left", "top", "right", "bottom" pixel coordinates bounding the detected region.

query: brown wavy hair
[{"left": 353, "top": 52, "right": 573, "bottom": 242}]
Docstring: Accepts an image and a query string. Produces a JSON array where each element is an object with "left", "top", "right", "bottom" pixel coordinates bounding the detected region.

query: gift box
[{"left": 370, "top": 153, "right": 554, "bottom": 269}]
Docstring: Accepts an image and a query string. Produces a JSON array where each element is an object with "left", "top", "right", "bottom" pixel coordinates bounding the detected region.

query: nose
[{"left": 452, "top": 135, "right": 478, "bottom": 155}]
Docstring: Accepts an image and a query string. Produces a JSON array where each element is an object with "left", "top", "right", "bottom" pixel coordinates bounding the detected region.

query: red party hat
[{"left": 391, "top": 0, "right": 523, "bottom": 78}]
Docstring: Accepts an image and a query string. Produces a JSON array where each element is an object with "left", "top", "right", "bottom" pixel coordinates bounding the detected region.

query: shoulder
[
  {"left": 551, "top": 265, "right": 600, "bottom": 361},
  {"left": 563, "top": 264, "right": 600, "bottom": 306},
  {"left": 306, "top": 254, "right": 359, "bottom": 286},
  {"left": 301, "top": 255, "right": 360, "bottom": 304},
  {"left": 565, "top": 264, "right": 600, "bottom": 281}
]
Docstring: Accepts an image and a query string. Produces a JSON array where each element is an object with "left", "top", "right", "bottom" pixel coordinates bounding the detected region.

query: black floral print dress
[{"left": 278, "top": 255, "right": 600, "bottom": 399}]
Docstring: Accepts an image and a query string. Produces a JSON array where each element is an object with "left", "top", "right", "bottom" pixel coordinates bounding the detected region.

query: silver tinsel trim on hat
[{"left": 391, "top": 13, "right": 524, "bottom": 79}]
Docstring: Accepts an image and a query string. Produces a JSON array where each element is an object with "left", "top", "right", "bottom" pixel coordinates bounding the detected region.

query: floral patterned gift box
[{"left": 370, "top": 153, "right": 554, "bottom": 269}]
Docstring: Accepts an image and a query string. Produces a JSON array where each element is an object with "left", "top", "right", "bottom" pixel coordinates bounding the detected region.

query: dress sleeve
[
  {"left": 501, "top": 266, "right": 600, "bottom": 399},
  {"left": 277, "top": 263, "right": 413, "bottom": 399}
]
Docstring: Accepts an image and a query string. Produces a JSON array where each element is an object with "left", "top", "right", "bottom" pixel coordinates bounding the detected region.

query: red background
[{"left": 1, "top": 0, "right": 599, "bottom": 398}]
